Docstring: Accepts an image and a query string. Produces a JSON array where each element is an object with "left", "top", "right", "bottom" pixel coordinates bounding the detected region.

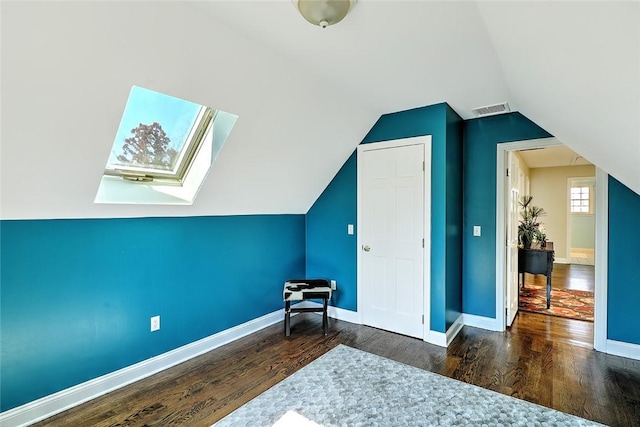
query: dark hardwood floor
[
  {"left": 35, "top": 308, "right": 640, "bottom": 427},
  {"left": 524, "top": 262, "right": 595, "bottom": 292},
  {"left": 555, "top": 263, "right": 596, "bottom": 292}
]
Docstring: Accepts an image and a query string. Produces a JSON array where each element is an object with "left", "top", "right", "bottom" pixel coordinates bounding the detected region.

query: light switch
[
  {"left": 473, "top": 226, "right": 481, "bottom": 237},
  {"left": 347, "top": 224, "right": 354, "bottom": 235}
]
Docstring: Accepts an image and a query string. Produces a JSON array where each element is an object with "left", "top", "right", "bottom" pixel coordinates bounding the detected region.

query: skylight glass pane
[{"left": 107, "top": 86, "right": 201, "bottom": 174}]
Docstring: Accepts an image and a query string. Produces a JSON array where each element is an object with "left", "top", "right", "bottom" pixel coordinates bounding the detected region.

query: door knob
[{"left": 363, "top": 245, "right": 371, "bottom": 252}]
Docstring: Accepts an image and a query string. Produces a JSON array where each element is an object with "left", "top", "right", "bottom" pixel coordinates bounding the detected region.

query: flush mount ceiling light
[{"left": 293, "top": 0, "right": 357, "bottom": 28}]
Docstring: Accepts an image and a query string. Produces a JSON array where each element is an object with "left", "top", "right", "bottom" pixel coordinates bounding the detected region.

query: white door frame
[
  {"left": 505, "top": 151, "right": 521, "bottom": 327},
  {"left": 357, "top": 136, "right": 432, "bottom": 340},
  {"left": 496, "top": 137, "right": 608, "bottom": 350}
]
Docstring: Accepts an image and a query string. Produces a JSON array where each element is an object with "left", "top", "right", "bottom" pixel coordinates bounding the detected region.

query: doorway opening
[{"left": 496, "top": 137, "right": 608, "bottom": 350}]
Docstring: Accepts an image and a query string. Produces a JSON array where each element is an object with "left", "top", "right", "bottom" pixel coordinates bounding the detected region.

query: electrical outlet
[
  {"left": 150, "top": 315, "right": 160, "bottom": 332},
  {"left": 330, "top": 280, "right": 337, "bottom": 291},
  {"left": 473, "top": 226, "right": 481, "bottom": 237}
]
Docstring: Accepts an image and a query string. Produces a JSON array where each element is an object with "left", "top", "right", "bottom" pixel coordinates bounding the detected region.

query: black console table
[{"left": 518, "top": 248, "right": 555, "bottom": 308}]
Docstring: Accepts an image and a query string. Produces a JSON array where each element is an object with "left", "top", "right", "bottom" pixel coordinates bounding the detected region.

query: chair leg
[
  {"left": 285, "top": 300, "right": 291, "bottom": 336},
  {"left": 322, "top": 297, "right": 328, "bottom": 335}
]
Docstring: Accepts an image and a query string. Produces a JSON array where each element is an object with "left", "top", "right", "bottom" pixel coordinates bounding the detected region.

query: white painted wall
[
  {"left": 478, "top": 1, "right": 640, "bottom": 195},
  {"left": 3, "top": 1, "right": 638, "bottom": 220},
  {"left": 0, "top": 2, "right": 377, "bottom": 219},
  {"left": 529, "top": 165, "right": 596, "bottom": 260},
  {"left": 513, "top": 151, "right": 530, "bottom": 178}
]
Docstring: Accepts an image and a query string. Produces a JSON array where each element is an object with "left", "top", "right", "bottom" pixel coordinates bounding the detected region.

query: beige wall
[
  {"left": 513, "top": 151, "right": 530, "bottom": 178},
  {"left": 529, "top": 165, "right": 596, "bottom": 260}
]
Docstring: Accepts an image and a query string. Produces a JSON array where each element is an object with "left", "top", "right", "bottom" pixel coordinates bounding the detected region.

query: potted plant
[{"left": 518, "top": 195, "right": 547, "bottom": 249}]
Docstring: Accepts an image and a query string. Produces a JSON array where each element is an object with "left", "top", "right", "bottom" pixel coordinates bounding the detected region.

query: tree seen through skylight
[
  {"left": 115, "top": 122, "right": 177, "bottom": 170},
  {"left": 108, "top": 86, "right": 201, "bottom": 172}
]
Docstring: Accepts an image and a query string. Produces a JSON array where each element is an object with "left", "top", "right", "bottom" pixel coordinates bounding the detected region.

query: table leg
[{"left": 546, "top": 275, "right": 551, "bottom": 309}]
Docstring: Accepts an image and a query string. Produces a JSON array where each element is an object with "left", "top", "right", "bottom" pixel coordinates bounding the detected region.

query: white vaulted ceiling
[{"left": 1, "top": 1, "right": 638, "bottom": 219}]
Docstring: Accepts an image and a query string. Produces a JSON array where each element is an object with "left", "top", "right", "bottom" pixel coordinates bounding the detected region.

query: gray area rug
[{"left": 214, "top": 345, "right": 602, "bottom": 426}]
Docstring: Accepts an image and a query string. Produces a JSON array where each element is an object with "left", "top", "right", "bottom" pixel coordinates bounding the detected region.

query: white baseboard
[
  {"left": 425, "top": 314, "right": 464, "bottom": 347},
  {"left": 0, "top": 309, "right": 285, "bottom": 427},
  {"left": 571, "top": 248, "right": 594, "bottom": 254},
  {"left": 9, "top": 303, "right": 636, "bottom": 427},
  {"left": 291, "top": 300, "right": 319, "bottom": 310},
  {"left": 462, "top": 313, "right": 502, "bottom": 331},
  {"left": 605, "top": 339, "right": 640, "bottom": 361},
  {"left": 554, "top": 257, "right": 570, "bottom": 264},
  {"left": 293, "top": 301, "right": 360, "bottom": 325},
  {"left": 425, "top": 330, "right": 446, "bottom": 347},
  {"left": 328, "top": 305, "right": 360, "bottom": 324},
  {"left": 446, "top": 314, "right": 465, "bottom": 345}
]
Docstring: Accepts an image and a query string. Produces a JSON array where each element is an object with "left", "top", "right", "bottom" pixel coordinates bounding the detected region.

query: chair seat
[{"left": 283, "top": 280, "right": 332, "bottom": 301}]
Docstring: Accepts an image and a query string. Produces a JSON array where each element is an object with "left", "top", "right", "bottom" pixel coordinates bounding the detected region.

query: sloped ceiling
[
  {"left": 1, "top": 1, "right": 638, "bottom": 220},
  {"left": 477, "top": 1, "right": 639, "bottom": 193}
]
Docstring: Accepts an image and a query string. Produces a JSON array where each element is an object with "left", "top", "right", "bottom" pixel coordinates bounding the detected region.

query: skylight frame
[
  {"left": 96, "top": 86, "right": 238, "bottom": 206},
  {"left": 105, "top": 106, "right": 215, "bottom": 184}
]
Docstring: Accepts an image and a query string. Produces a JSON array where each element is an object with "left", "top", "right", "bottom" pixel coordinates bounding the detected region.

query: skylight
[{"left": 95, "top": 86, "right": 238, "bottom": 205}]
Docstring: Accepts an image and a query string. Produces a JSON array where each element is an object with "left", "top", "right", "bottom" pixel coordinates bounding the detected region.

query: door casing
[{"left": 505, "top": 151, "right": 521, "bottom": 327}]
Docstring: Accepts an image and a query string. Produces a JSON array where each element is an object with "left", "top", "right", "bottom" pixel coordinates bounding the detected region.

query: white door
[
  {"left": 360, "top": 142, "right": 425, "bottom": 338},
  {"left": 505, "top": 152, "right": 520, "bottom": 327}
]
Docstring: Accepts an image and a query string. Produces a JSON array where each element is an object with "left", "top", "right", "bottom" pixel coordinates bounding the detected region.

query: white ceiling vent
[{"left": 471, "top": 102, "right": 511, "bottom": 117}]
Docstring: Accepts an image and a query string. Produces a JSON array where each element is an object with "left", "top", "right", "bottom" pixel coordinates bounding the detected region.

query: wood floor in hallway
[
  {"left": 34, "top": 309, "right": 640, "bottom": 427},
  {"left": 524, "top": 262, "right": 595, "bottom": 292}
]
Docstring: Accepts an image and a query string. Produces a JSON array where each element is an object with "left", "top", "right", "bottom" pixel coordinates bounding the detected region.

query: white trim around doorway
[
  {"left": 495, "top": 138, "right": 608, "bottom": 351},
  {"left": 594, "top": 167, "right": 608, "bottom": 352}
]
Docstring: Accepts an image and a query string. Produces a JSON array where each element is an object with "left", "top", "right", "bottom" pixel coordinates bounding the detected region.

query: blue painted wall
[
  {"left": 306, "top": 152, "right": 358, "bottom": 311},
  {"left": 445, "top": 107, "right": 464, "bottom": 327},
  {"left": 4, "top": 107, "right": 639, "bottom": 415},
  {"left": 0, "top": 215, "right": 305, "bottom": 411},
  {"left": 307, "top": 103, "right": 464, "bottom": 332},
  {"left": 462, "top": 113, "right": 552, "bottom": 318},
  {"left": 607, "top": 177, "right": 640, "bottom": 345},
  {"left": 364, "top": 103, "right": 464, "bottom": 332}
]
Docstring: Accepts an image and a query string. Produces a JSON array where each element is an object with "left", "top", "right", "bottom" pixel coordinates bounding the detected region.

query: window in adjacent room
[
  {"left": 95, "top": 86, "right": 238, "bottom": 205},
  {"left": 570, "top": 186, "right": 590, "bottom": 213}
]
